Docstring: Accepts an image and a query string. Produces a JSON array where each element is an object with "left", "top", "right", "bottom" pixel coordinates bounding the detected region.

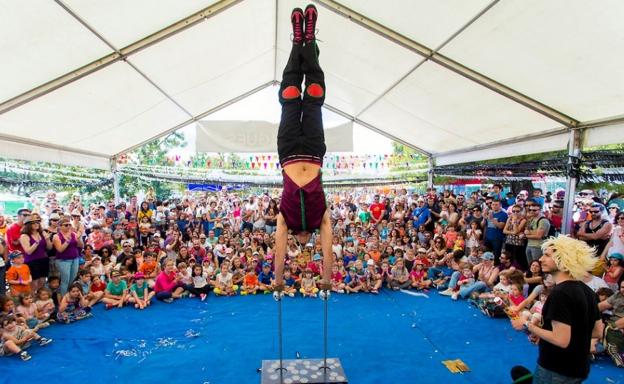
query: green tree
[{"left": 119, "top": 132, "right": 187, "bottom": 198}]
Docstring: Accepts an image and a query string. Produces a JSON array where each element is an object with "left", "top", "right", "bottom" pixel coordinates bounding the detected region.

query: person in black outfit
[{"left": 512, "top": 235, "right": 603, "bottom": 383}]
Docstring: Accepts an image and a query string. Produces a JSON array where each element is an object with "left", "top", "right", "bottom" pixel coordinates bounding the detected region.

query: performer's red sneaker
[
  {"left": 291, "top": 8, "right": 304, "bottom": 45},
  {"left": 304, "top": 4, "right": 317, "bottom": 43}
]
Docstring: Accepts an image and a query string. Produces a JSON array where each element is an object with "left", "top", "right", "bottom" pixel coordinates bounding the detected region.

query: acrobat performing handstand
[{"left": 274, "top": 4, "right": 332, "bottom": 297}]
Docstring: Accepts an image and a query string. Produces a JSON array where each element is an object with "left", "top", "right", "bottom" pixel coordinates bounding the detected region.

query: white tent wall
[
  {"left": 0, "top": 138, "right": 110, "bottom": 170},
  {"left": 0, "top": 0, "right": 623, "bottom": 169}
]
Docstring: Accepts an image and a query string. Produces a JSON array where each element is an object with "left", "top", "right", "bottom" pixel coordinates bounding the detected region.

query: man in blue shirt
[
  {"left": 411, "top": 199, "right": 431, "bottom": 229},
  {"left": 484, "top": 199, "right": 508, "bottom": 263}
]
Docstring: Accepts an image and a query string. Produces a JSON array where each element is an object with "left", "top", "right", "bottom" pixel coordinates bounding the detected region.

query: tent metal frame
[{"left": 1, "top": 0, "right": 622, "bottom": 173}]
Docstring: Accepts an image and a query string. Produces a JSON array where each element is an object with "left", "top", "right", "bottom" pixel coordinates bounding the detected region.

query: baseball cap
[
  {"left": 367, "top": 259, "right": 376, "bottom": 267},
  {"left": 481, "top": 251, "right": 495, "bottom": 261},
  {"left": 417, "top": 248, "right": 427, "bottom": 253},
  {"left": 262, "top": 262, "right": 271, "bottom": 268},
  {"left": 609, "top": 253, "right": 624, "bottom": 261},
  {"left": 9, "top": 251, "right": 23, "bottom": 260},
  {"left": 134, "top": 272, "right": 145, "bottom": 279},
  {"left": 49, "top": 213, "right": 61, "bottom": 221},
  {"left": 313, "top": 253, "right": 322, "bottom": 261}
]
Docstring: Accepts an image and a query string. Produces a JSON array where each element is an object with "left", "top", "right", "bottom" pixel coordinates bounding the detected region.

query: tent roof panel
[
  {"left": 277, "top": 0, "right": 422, "bottom": 116},
  {"left": 0, "top": 0, "right": 111, "bottom": 103},
  {"left": 130, "top": 0, "right": 274, "bottom": 115},
  {"left": 337, "top": 0, "right": 493, "bottom": 48},
  {"left": 360, "top": 61, "right": 556, "bottom": 153},
  {"left": 441, "top": 0, "right": 624, "bottom": 122},
  {"left": 0, "top": 61, "right": 189, "bottom": 155},
  {"left": 63, "top": 0, "right": 220, "bottom": 48}
]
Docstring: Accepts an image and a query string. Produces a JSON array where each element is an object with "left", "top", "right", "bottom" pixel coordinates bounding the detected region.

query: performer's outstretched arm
[
  {"left": 319, "top": 210, "right": 333, "bottom": 288},
  {"left": 274, "top": 213, "right": 288, "bottom": 288}
]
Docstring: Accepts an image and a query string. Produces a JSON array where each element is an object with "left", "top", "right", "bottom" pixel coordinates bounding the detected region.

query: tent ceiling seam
[
  {"left": 0, "top": 0, "right": 242, "bottom": 116},
  {"left": 314, "top": 0, "right": 580, "bottom": 128},
  {"left": 54, "top": 0, "right": 195, "bottom": 119},
  {"left": 0, "top": 133, "right": 109, "bottom": 159},
  {"left": 354, "top": 0, "right": 500, "bottom": 120},
  {"left": 114, "top": 80, "right": 275, "bottom": 157}
]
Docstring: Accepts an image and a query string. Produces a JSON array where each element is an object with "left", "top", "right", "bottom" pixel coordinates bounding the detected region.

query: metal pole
[
  {"left": 561, "top": 129, "right": 582, "bottom": 235},
  {"left": 111, "top": 157, "right": 120, "bottom": 204},
  {"left": 427, "top": 157, "right": 434, "bottom": 189},
  {"left": 276, "top": 297, "right": 286, "bottom": 380}
]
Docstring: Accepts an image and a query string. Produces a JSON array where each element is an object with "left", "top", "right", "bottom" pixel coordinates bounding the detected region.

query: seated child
[
  {"left": 90, "top": 275, "right": 107, "bottom": 296},
  {"left": 77, "top": 270, "right": 104, "bottom": 307},
  {"left": 188, "top": 265, "right": 210, "bottom": 301},
  {"left": 390, "top": 258, "right": 411, "bottom": 290},
  {"left": 213, "top": 260, "right": 238, "bottom": 296},
  {"left": 102, "top": 270, "right": 129, "bottom": 309},
  {"left": 410, "top": 260, "right": 432, "bottom": 290},
  {"left": 35, "top": 288, "right": 55, "bottom": 320},
  {"left": 16, "top": 293, "right": 50, "bottom": 330},
  {"left": 451, "top": 265, "right": 475, "bottom": 301},
  {"left": 257, "top": 262, "right": 275, "bottom": 293},
  {"left": 282, "top": 269, "right": 297, "bottom": 297},
  {"left": 520, "top": 289, "right": 548, "bottom": 326},
  {"left": 241, "top": 266, "right": 259, "bottom": 295},
  {"left": 56, "top": 283, "right": 92, "bottom": 324},
  {"left": 139, "top": 252, "right": 160, "bottom": 288},
  {"left": 128, "top": 272, "right": 154, "bottom": 309},
  {"left": 89, "top": 255, "right": 106, "bottom": 282},
  {"left": 46, "top": 276, "right": 62, "bottom": 309},
  {"left": 344, "top": 267, "right": 364, "bottom": 294},
  {"left": 1, "top": 314, "right": 52, "bottom": 361},
  {"left": 330, "top": 264, "right": 345, "bottom": 293},
  {"left": 300, "top": 268, "right": 319, "bottom": 298},
  {"left": 365, "top": 261, "right": 382, "bottom": 294},
  {"left": 154, "top": 260, "right": 185, "bottom": 302}
]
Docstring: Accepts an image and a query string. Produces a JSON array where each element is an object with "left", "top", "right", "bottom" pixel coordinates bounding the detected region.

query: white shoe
[
  {"left": 273, "top": 291, "right": 284, "bottom": 301},
  {"left": 319, "top": 290, "right": 330, "bottom": 300},
  {"left": 288, "top": 292, "right": 295, "bottom": 297},
  {"left": 451, "top": 292, "right": 459, "bottom": 300},
  {"left": 439, "top": 288, "right": 453, "bottom": 296}
]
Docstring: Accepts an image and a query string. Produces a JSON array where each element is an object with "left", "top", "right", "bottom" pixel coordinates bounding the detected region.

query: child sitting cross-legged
[
  {"left": 409, "top": 260, "right": 432, "bottom": 291},
  {"left": 330, "top": 263, "right": 345, "bottom": 293},
  {"left": 300, "top": 268, "right": 319, "bottom": 298},
  {"left": 344, "top": 267, "right": 364, "bottom": 294},
  {"left": 1, "top": 314, "right": 52, "bottom": 361},
  {"left": 213, "top": 260, "right": 238, "bottom": 296},
  {"left": 241, "top": 266, "right": 259, "bottom": 295},
  {"left": 56, "top": 283, "right": 92, "bottom": 324},
  {"left": 16, "top": 293, "right": 50, "bottom": 331},
  {"left": 282, "top": 269, "right": 297, "bottom": 297},
  {"left": 103, "top": 270, "right": 129, "bottom": 309},
  {"left": 128, "top": 272, "right": 154, "bottom": 309},
  {"left": 257, "top": 262, "right": 275, "bottom": 293}
]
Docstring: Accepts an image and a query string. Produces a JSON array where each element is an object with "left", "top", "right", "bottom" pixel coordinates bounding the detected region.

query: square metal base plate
[{"left": 260, "top": 358, "right": 348, "bottom": 384}]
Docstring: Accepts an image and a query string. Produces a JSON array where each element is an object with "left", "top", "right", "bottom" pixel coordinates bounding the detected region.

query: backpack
[{"left": 538, "top": 217, "right": 558, "bottom": 239}]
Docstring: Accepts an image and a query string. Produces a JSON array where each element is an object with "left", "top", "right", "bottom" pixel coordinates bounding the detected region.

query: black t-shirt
[{"left": 538, "top": 280, "right": 599, "bottom": 378}]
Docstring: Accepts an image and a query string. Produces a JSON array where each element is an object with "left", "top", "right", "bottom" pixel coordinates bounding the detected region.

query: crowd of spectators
[{"left": 0, "top": 185, "right": 623, "bottom": 364}]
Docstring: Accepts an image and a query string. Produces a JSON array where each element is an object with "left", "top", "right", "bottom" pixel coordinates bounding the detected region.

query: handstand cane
[
  {"left": 319, "top": 289, "right": 330, "bottom": 380},
  {"left": 276, "top": 292, "right": 286, "bottom": 381}
]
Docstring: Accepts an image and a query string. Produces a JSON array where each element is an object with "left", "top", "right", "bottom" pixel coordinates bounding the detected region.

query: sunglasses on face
[
  {"left": 61, "top": 224, "right": 71, "bottom": 227},
  {"left": 512, "top": 210, "right": 520, "bottom": 213},
  {"left": 590, "top": 211, "right": 600, "bottom": 214},
  {"left": 552, "top": 205, "right": 562, "bottom": 209}
]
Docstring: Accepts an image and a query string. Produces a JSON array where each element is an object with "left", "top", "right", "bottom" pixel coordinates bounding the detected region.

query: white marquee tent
[{"left": 1, "top": 0, "right": 624, "bottom": 171}]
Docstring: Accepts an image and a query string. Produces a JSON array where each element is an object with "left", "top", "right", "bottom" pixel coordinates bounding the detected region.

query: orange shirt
[
  {"left": 369, "top": 250, "right": 382, "bottom": 263},
  {"left": 7, "top": 264, "right": 32, "bottom": 295},
  {"left": 139, "top": 261, "right": 158, "bottom": 277},
  {"left": 243, "top": 274, "right": 258, "bottom": 287}
]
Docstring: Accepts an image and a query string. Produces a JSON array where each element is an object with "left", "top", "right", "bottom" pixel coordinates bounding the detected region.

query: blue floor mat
[{"left": 2, "top": 290, "right": 622, "bottom": 384}]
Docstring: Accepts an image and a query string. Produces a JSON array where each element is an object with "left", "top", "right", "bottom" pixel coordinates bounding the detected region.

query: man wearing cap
[
  {"left": 6, "top": 208, "right": 30, "bottom": 253},
  {"left": 512, "top": 236, "right": 602, "bottom": 383}
]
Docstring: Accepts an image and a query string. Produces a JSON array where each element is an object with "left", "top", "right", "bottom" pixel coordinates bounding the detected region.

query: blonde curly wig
[{"left": 541, "top": 235, "right": 597, "bottom": 280}]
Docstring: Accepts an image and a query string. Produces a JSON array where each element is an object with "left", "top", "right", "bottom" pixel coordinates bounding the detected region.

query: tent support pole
[
  {"left": 561, "top": 129, "right": 583, "bottom": 235},
  {"left": 111, "top": 157, "right": 120, "bottom": 204},
  {"left": 427, "top": 157, "right": 434, "bottom": 189}
]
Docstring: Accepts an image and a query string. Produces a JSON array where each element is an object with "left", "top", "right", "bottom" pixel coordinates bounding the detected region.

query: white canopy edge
[
  {"left": 0, "top": 137, "right": 110, "bottom": 170},
  {"left": 434, "top": 129, "right": 570, "bottom": 166}
]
